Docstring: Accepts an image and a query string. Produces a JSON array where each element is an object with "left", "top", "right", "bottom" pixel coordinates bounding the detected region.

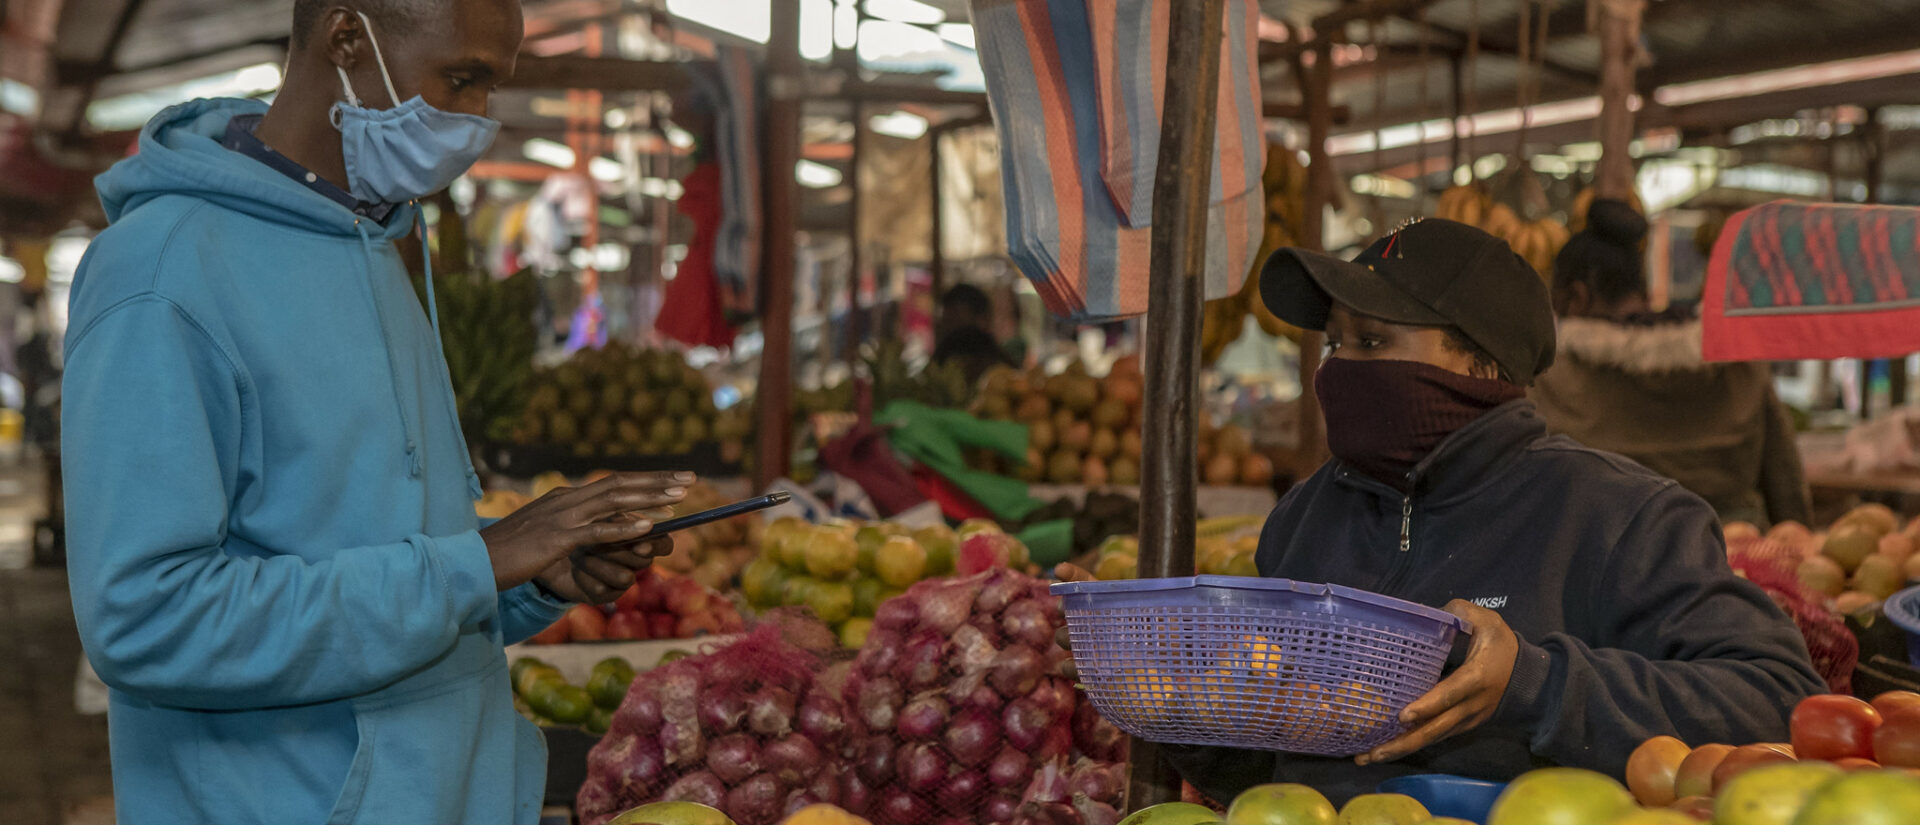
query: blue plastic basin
[{"left": 1376, "top": 774, "right": 1506, "bottom": 823}]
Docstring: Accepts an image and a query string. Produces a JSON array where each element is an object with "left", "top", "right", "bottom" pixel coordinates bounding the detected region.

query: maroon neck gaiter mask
[{"left": 1314, "top": 358, "right": 1526, "bottom": 491}]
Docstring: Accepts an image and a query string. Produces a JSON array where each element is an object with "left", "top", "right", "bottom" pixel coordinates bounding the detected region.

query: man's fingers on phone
[
  {"left": 570, "top": 519, "right": 652, "bottom": 547},
  {"left": 587, "top": 548, "right": 652, "bottom": 570},
  {"left": 573, "top": 553, "right": 639, "bottom": 588}
]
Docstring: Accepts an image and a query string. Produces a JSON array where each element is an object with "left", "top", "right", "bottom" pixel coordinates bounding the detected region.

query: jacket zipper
[{"left": 1399, "top": 496, "right": 1412, "bottom": 553}]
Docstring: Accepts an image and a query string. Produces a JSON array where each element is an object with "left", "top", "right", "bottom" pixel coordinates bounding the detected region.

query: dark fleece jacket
[{"left": 1164, "top": 400, "right": 1825, "bottom": 805}]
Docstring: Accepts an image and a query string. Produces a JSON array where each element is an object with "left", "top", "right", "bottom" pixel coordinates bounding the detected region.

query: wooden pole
[
  {"left": 755, "top": 0, "right": 803, "bottom": 487},
  {"left": 1128, "top": 0, "right": 1226, "bottom": 811},
  {"left": 929, "top": 130, "right": 947, "bottom": 307},
  {"left": 1292, "top": 36, "right": 1337, "bottom": 479},
  {"left": 849, "top": 102, "right": 867, "bottom": 376},
  {"left": 1592, "top": 0, "right": 1643, "bottom": 200}
]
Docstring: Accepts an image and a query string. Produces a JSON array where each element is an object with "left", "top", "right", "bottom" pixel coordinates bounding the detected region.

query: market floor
[{"left": 0, "top": 568, "right": 114, "bottom": 825}]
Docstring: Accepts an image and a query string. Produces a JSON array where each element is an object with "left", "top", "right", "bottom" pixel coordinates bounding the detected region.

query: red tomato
[
  {"left": 1711, "top": 743, "right": 1797, "bottom": 792},
  {"left": 527, "top": 619, "right": 570, "bottom": 645},
  {"left": 614, "top": 584, "right": 644, "bottom": 614},
  {"left": 604, "top": 611, "right": 650, "bottom": 641},
  {"left": 1874, "top": 691, "right": 1920, "bottom": 719},
  {"left": 1791, "top": 694, "right": 1882, "bottom": 761},
  {"left": 1834, "top": 757, "right": 1883, "bottom": 771},
  {"left": 563, "top": 604, "right": 607, "bottom": 642},
  {"left": 1874, "top": 706, "right": 1920, "bottom": 768},
  {"left": 647, "top": 612, "right": 678, "bottom": 640}
]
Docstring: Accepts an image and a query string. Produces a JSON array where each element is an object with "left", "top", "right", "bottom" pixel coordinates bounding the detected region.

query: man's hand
[
  {"left": 479, "top": 471, "right": 693, "bottom": 595},
  {"left": 1357, "top": 599, "right": 1518, "bottom": 766}
]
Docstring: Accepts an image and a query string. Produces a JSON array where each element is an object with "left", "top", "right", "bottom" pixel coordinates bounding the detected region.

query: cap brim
[{"left": 1258, "top": 248, "right": 1450, "bottom": 331}]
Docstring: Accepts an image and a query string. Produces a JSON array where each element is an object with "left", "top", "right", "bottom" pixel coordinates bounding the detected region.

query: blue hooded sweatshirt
[{"left": 62, "top": 97, "right": 570, "bottom": 824}]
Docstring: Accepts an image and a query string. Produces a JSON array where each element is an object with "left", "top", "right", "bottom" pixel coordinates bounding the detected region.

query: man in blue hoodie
[{"left": 62, "top": 1, "right": 688, "bottom": 822}]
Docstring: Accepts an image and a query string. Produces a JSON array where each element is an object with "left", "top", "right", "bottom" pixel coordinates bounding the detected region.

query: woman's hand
[
  {"left": 1054, "top": 563, "right": 1095, "bottom": 678},
  {"left": 1357, "top": 599, "right": 1519, "bottom": 765}
]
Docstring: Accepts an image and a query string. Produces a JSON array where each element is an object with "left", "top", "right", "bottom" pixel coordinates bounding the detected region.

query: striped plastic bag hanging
[{"left": 971, "top": 0, "right": 1264, "bottom": 323}]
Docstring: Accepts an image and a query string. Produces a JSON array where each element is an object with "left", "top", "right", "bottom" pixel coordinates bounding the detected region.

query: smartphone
[{"left": 649, "top": 492, "right": 793, "bottom": 535}]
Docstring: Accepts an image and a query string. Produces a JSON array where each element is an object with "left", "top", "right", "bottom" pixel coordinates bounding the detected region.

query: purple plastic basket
[{"left": 1051, "top": 575, "right": 1470, "bottom": 756}]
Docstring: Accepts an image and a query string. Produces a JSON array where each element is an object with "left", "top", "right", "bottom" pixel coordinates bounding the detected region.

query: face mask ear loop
[
  {"left": 353, "top": 10, "right": 403, "bottom": 108},
  {"left": 333, "top": 66, "right": 361, "bottom": 130}
]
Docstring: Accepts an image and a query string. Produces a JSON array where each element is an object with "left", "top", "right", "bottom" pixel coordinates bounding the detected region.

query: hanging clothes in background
[
  {"left": 969, "top": 0, "right": 1264, "bottom": 323},
  {"left": 1703, "top": 201, "right": 1920, "bottom": 362},
  {"left": 658, "top": 162, "right": 735, "bottom": 348},
  {"left": 690, "top": 46, "right": 763, "bottom": 324}
]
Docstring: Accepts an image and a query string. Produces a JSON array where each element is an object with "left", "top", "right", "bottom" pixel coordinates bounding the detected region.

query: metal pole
[
  {"left": 1593, "top": 0, "right": 1642, "bottom": 200},
  {"left": 929, "top": 130, "right": 947, "bottom": 312},
  {"left": 1292, "top": 37, "right": 1337, "bottom": 478},
  {"left": 1128, "top": 0, "right": 1227, "bottom": 811},
  {"left": 849, "top": 102, "right": 867, "bottom": 375},
  {"left": 754, "top": 0, "right": 803, "bottom": 487}
]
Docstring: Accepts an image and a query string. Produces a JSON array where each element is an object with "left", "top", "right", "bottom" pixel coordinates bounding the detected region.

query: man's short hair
[
  {"left": 290, "top": 0, "right": 441, "bottom": 49},
  {"left": 940, "top": 284, "right": 992, "bottom": 321}
]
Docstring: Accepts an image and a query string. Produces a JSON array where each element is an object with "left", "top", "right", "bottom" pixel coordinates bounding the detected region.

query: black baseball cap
[{"left": 1259, "top": 218, "right": 1557, "bottom": 384}]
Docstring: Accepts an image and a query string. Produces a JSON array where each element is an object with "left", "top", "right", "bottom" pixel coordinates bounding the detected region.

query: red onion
[
  {"left": 724, "top": 773, "right": 786, "bottom": 825},
  {"left": 1001, "top": 599, "right": 1055, "bottom": 649},
  {"left": 1069, "top": 759, "right": 1124, "bottom": 804},
  {"left": 588, "top": 733, "right": 666, "bottom": 798},
  {"left": 1002, "top": 698, "right": 1053, "bottom": 752},
  {"left": 861, "top": 634, "right": 903, "bottom": 677},
  {"left": 707, "top": 732, "right": 761, "bottom": 785},
  {"left": 785, "top": 790, "right": 825, "bottom": 818},
  {"left": 797, "top": 690, "right": 848, "bottom": 749},
  {"left": 706, "top": 656, "right": 759, "bottom": 693},
  {"left": 943, "top": 707, "right": 1001, "bottom": 767},
  {"left": 1030, "top": 677, "right": 1076, "bottom": 719},
  {"left": 808, "top": 763, "right": 842, "bottom": 806},
  {"left": 763, "top": 733, "right": 822, "bottom": 786},
  {"left": 988, "top": 747, "right": 1030, "bottom": 788},
  {"left": 974, "top": 571, "right": 1026, "bottom": 614},
  {"left": 985, "top": 791, "right": 1021, "bottom": 823},
  {"left": 747, "top": 687, "right": 797, "bottom": 737},
  {"left": 1037, "top": 725, "right": 1072, "bottom": 762},
  {"left": 899, "top": 741, "right": 951, "bottom": 793},
  {"left": 698, "top": 689, "right": 749, "bottom": 734},
  {"left": 841, "top": 770, "right": 875, "bottom": 815},
  {"left": 1073, "top": 702, "right": 1125, "bottom": 762},
  {"left": 938, "top": 769, "right": 989, "bottom": 811},
  {"left": 989, "top": 646, "right": 1045, "bottom": 698},
  {"left": 856, "top": 677, "right": 904, "bottom": 732},
  {"left": 874, "top": 598, "right": 919, "bottom": 632},
  {"left": 919, "top": 578, "right": 982, "bottom": 635},
  {"left": 946, "top": 670, "right": 987, "bottom": 707},
  {"left": 878, "top": 788, "right": 934, "bottom": 825},
  {"left": 952, "top": 625, "right": 999, "bottom": 673},
  {"left": 898, "top": 692, "right": 951, "bottom": 742},
  {"left": 663, "top": 771, "right": 726, "bottom": 808},
  {"left": 1022, "top": 758, "right": 1071, "bottom": 805},
  {"left": 1027, "top": 802, "right": 1080, "bottom": 825},
  {"left": 659, "top": 719, "right": 705, "bottom": 767},
  {"left": 612, "top": 690, "right": 664, "bottom": 735},
  {"left": 856, "top": 737, "right": 896, "bottom": 785},
  {"left": 902, "top": 631, "right": 949, "bottom": 690}
]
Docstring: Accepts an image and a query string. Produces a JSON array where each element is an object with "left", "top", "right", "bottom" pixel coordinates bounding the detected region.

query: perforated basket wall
[{"left": 1051, "top": 576, "right": 1468, "bottom": 757}]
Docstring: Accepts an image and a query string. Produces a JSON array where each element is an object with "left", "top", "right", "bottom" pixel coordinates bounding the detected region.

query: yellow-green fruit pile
[{"left": 741, "top": 518, "right": 958, "bottom": 647}]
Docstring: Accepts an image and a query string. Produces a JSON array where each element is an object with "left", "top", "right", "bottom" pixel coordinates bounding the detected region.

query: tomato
[
  {"left": 604, "top": 610, "right": 649, "bottom": 641},
  {"left": 614, "top": 584, "right": 644, "bottom": 614},
  {"left": 1791, "top": 694, "right": 1882, "bottom": 761},
  {"left": 1833, "top": 757, "right": 1882, "bottom": 771},
  {"left": 564, "top": 604, "right": 607, "bottom": 642},
  {"left": 1874, "top": 691, "right": 1920, "bottom": 719},
  {"left": 1666, "top": 795, "right": 1715, "bottom": 822},
  {"left": 1711, "top": 743, "right": 1797, "bottom": 792},
  {"left": 1626, "top": 736, "right": 1693, "bottom": 807},
  {"left": 1673, "top": 744, "right": 1734, "bottom": 799},
  {"left": 1874, "top": 706, "right": 1920, "bottom": 768}
]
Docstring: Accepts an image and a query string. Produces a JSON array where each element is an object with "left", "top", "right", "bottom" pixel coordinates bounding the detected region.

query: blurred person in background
[
  {"left": 1530, "top": 199, "right": 1812, "bottom": 528},
  {"left": 933, "top": 282, "right": 1016, "bottom": 383}
]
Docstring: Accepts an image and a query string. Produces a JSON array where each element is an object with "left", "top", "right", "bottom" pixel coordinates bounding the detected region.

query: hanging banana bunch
[{"left": 1201, "top": 143, "right": 1309, "bottom": 364}]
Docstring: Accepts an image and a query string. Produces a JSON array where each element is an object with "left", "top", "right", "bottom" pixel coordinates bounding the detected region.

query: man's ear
[{"left": 321, "top": 7, "right": 369, "bottom": 72}]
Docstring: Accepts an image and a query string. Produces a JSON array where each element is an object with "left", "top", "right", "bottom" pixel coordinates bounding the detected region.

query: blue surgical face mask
[{"left": 330, "top": 11, "right": 500, "bottom": 205}]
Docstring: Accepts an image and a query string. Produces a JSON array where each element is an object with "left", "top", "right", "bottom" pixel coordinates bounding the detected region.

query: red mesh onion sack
[
  {"left": 1728, "top": 536, "right": 1859, "bottom": 694},
  {"left": 576, "top": 611, "right": 847, "bottom": 825},
  {"left": 840, "top": 568, "right": 1128, "bottom": 825}
]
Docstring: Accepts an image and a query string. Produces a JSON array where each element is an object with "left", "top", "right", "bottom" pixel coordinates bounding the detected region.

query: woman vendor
[{"left": 1073, "top": 218, "right": 1825, "bottom": 805}]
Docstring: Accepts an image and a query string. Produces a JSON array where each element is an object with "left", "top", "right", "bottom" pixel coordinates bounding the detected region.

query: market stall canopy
[{"left": 1702, "top": 201, "right": 1920, "bottom": 362}]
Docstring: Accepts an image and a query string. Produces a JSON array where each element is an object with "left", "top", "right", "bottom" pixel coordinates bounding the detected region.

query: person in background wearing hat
[
  {"left": 1529, "top": 199, "right": 1812, "bottom": 529},
  {"left": 1144, "top": 218, "right": 1824, "bottom": 805}
]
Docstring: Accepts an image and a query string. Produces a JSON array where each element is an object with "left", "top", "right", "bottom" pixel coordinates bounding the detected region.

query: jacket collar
[
  {"left": 1333, "top": 399, "right": 1547, "bottom": 505},
  {"left": 1556, "top": 316, "right": 1706, "bottom": 374}
]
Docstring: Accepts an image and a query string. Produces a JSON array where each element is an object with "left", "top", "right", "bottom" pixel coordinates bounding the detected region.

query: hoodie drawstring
[{"left": 354, "top": 219, "right": 423, "bottom": 477}]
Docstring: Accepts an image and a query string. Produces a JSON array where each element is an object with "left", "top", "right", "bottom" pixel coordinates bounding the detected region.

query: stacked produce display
[
  {"left": 528, "top": 570, "right": 747, "bottom": 644},
  {"left": 1746, "top": 503, "right": 1920, "bottom": 614},
  {"left": 741, "top": 517, "right": 1035, "bottom": 648},
  {"left": 577, "top": 570, "right": 1129, "bottom": 825},
  {"left": 1085, "top": 533, "right": 1258, "bottom": 581},
  {"left": 512, "top": 655, "right": 637, "bottom": 735},
  {"left": 504, "top": 343, "right": 751, "bottom": 461},
  {"left": 967, "top": 361, "right": 1272, "bottom": 488}
]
